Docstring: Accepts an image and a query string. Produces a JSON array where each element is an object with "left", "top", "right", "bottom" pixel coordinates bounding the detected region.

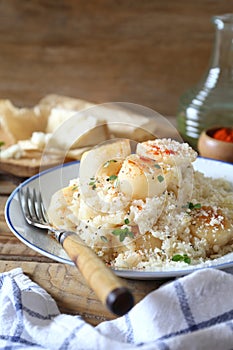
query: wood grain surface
[
  {"left": 0, "top": 0, "right": 233, "bottom": 116},
  {"left": 0, "top": 156, "right": 66, "bottom": 178}
]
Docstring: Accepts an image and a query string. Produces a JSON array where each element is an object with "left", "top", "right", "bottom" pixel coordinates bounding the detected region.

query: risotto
[{"left": 48, "top": 138, "right": 233, "bottom": 271}]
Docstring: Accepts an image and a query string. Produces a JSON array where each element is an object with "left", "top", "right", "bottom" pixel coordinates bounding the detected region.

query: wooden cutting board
[{"left": 0, "top": 156, "right": 64, "bottom": 178}]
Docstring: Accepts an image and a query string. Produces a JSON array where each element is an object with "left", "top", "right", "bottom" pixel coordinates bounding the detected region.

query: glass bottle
[{"left": 177, "top": 13, "right": 233, "bottom": 150}]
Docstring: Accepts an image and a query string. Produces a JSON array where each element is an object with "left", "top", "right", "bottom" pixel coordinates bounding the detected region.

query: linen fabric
[{"left": 0, "top": 267, "right": 233, "bottom": 350}]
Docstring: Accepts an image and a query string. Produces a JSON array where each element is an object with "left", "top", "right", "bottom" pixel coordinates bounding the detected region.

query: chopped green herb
[
  {"left": 108, "top": 175, "right": 118, "bottom": 181},
  {"left": 127, "top": 231, "right": 134, "bottom": 238},
  {"left": 89, "top": 182, "right": 97, "bottom": 190},
  {"left": 189, "top": 202, "right": 201, "bottom": 210},
  {"left": 154, "top": 163, "right": 161, "bottom": 169},
  {"left": 124, "top": 218, "right": 130, "bottom": 225},
  {"left": 185, "top": 202, "right": 202, "bottom": 210},
  {"left": 0, "top": 141, "right": 5, "bottom": 148},
  {"left": 106, "top": 174, "right": 119, "bottom": 188},
  {"left": 172, "top": 254, "right": 191, "bottom": 264},
  {"left": 183, "top": 255, "right": 191, "bottom": 264},
  {"left": 157, "top": 175, "right": 164, "bottom": 183},
  {"left": 100, "top": 235, "right": 108, "bottom": 243},
  {"left": 103, "top": 159, "right": 117, "bottom": 168},
  {"left": 89, "top": 178, "right": 97, "bottom": 190},
  {"left": 112, "top": 227, "right": 134, "bottom": 242},
  {"left": 72, "top": 185, "right": 78, "bottom": 191}
]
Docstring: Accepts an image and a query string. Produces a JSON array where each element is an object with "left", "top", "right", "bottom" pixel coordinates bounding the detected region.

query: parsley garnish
[
  {"left": 106, "top": 174, "right": 119, "bottom": 188},
  {"left": 103, "top": 159, "right": 117, "bottom": 168},
  {"left": 184, "top": 202, "right": 202, "bottom": 210},
  {"left": 172, "top": 254, "right": 191, "bottom": 264},
  {"left": 124, "top": 218, "right": 130, "bottom": 225},
  {"left": 112, "top": 227, "right": 134, "bottom": 242},
  {"left": 154, "top": 163, "right": 161, "bottom": 169},
  {"left": 108, "top": 175, "right": 118, "bottom": 181},
  {"left": 0, "top": 141, "right": 5, "bottom": 148},
  {"left": 157, "top": 175, "right": 164, "bottom": 183},
  {"left": 89, "top": 178, "right": 97, "bottom": 190}
]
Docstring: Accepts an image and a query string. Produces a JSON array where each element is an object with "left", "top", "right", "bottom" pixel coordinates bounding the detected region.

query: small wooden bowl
[{"left": 198, "top": 127, "right": 233, "bottom": 163}]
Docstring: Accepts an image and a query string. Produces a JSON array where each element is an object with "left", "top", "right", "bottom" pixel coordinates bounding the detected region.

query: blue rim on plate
[{"left": 4, "top": 157, "right": 233, "bottom": 280}]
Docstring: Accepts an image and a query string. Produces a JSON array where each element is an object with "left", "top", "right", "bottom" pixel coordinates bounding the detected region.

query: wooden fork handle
[{"left": 57, "top": 231, "right": 134, "bottom": 316}]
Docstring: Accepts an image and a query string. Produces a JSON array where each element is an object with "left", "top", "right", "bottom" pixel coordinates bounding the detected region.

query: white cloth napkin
[{"left": 0, "top": 267, "right": 233, "bottom": 350}]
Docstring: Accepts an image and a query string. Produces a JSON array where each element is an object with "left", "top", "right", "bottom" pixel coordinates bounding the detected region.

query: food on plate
[{"left": 47, "top": 138, "right": 233, "bottom": 270}]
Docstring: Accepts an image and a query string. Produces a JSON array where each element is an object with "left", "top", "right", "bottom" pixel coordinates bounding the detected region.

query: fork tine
[
  {"left": 19, "top": 187, "right": 30, "bottom": 221},
  {"left": 19, "top": 186, "right": 48, "bottom": 225},
  {"left": 36, "top": 191, "right": 48, "bottom": 223},
  {"left": 29, "top": 188, "right": 38, "bottom": 221},
  {"left": 41, "top": 193, "right": 49, "bottom": 223},
  {"left": 32, "top": 188, "right": 41, "bottom": 222}
]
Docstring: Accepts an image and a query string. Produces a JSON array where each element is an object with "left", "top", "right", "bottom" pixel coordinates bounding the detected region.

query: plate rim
[{"left": 4, "top": 157, "right": 233, "bottom": 280}]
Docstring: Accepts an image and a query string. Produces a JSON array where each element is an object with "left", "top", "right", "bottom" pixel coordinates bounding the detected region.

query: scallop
[
  {"left": 190, "top": 206, "right": 233, "bottom": 249},
  {"left": 118, "top": 154, "right": 167, "bottom": 200}
]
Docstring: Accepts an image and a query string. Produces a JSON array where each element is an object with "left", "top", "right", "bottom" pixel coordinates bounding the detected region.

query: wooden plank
[
  {"left": 0, "top": 179, "right": 17, "bottom": 195},
  {"left": 0, "top": 221, "right": 54, "bottom": 262},
  {"left": 0, "top": 157, "right": 61, "bottom": 178},
  {"left": 0, "top": 196, "right": 6, "bottom": 219},
  {"left": 0, "top": 260, "right": 164, "bottom": 325}
]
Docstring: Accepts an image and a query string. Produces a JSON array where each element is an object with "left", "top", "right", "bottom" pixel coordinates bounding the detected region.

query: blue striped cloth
[{"left": 0, "top": 267, "right": 233, "bottom": 349}]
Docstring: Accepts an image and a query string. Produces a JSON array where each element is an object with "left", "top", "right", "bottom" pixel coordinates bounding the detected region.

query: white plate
[{"left": 5, "top": 157, "right": 233, "bottom": 280}]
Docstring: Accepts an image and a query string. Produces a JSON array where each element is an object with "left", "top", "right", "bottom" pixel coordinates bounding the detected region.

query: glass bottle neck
[
  {"left": 203, "top": 15, "right": 233, "bottom": 88},
  {"left": 211, "top": 24, "right": 233, "bottom": 70}
]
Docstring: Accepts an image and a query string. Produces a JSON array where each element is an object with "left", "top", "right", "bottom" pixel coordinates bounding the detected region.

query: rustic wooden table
[{"left": 0, "top": 170, "right": 166, "bottom": 326}]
